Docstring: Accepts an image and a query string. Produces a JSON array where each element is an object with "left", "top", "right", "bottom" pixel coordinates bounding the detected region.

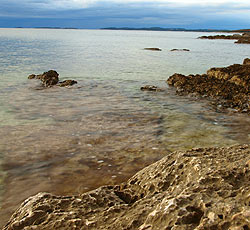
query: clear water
[{"left": 0, "top": 28, "right": 249, "bottom": 226}]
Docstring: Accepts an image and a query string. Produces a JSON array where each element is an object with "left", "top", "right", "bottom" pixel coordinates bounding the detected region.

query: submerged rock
[
  {"left": 140, "top": 85, "right": 164, "bottom": 92},
  {"left": 58, "top": 80, "right": 78, "bottom": 87},
  {"left": 28, "top": 70, "right": 77, "bottom": 88},
  {"left": 167, "top": 59, "right": 250, "bottom": 113},
  {"left": 144, "top": 48, "right": 162, "bottom": 51},
  {"left": 3, "top": 144, "right": 250, "bottom": 230}
]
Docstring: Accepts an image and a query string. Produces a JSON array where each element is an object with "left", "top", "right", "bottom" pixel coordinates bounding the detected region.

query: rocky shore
[
  {"left": 167, "top": 59, "right": 250, "bottom": 114},
  {"left": 199, "top": 33, "right": 250, "bottom": 44},
  {"left": 3, "top": 144, "right": 250, "bottom": 230}
]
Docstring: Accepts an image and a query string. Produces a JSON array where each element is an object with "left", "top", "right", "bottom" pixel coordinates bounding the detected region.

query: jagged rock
[
  {"left": 140, "top": 85, "right": 164, "bottom": 92},
  {"left": 171, "top": 49, "right": 190, "bottom": 51},
  {"left": 40, "top": 70, "right": 59, "bottom": 87},
  {"left": 144, "top": 48, "right": 162, "bottom": 51},
  {"left": 3, "top": 145, "right": 250, "bottom": 230},
  {"left": 167, "top": 60, "right": 250, "bottom": 113},
  {"left": 243, "top": 58, "right": 250, "bottom": 65},
  {"left": 58, "top": 80, "right": 78, "bottom": 87}
]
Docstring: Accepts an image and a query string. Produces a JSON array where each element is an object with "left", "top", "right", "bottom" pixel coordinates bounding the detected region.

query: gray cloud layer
[{"left": 0, "top": 0, "right": 250, "bottom": 29}]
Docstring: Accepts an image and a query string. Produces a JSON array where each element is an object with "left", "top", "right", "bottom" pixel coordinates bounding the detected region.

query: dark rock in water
[
  {"left": 28, "top": 71, "right": 77, "bottom": 88},
  {"left": 144, "top": 48, "right": 162, "bottom": 51},
  {"left": 40, "top": 70, "right": 59, "bottom": 87},
  {"left": 3, "top": 144, "right": 250, "bottom": 230},
  {"left": 167, "top": 60, "right": 250, "bottom": 113},
  {"left": 28, "top": 74, "right": 36, "bottom": 79},
  {"left": 243, "top": 58, "right": 250, "bottom": 65},
  {"left": 171, "top": 48, "right": 190, "bottom": 51},
  {"left": 199, "top": 33, "right": 250, "bottom": 44},
  {"left": 27, "top": 74, "right": 43, "bottom": 80},
  {"left": 141, "top": 85, "right": 164, "bottom": 92},
  {"left": 58, "top": 80, "right": 78, "bottom": 87}
]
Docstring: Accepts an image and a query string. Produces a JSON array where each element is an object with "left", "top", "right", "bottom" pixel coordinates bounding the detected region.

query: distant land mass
[{"left": 101, "top": 27, "right": 250, "bottom": 33}]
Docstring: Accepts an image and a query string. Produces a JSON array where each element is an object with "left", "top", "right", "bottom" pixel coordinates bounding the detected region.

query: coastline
[{"left": 3, "top": 144, "right": 250, "bottom": 229}]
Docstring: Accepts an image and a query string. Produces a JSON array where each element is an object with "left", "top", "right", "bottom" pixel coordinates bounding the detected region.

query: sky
[{"left": 0, "top": 0, "right": 250, "bottom": 29}]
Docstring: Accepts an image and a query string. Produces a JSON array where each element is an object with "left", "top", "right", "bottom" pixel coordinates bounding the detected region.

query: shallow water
[{"left": 0, "top": 28, "right": 249, "bottom": 226}]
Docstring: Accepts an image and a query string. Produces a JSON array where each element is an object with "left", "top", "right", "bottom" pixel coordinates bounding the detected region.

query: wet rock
[
  {"left": 140, "top": 85, "right": 164, "bottom": 92},
  {"left": 58, "top": 80, "right": 78, "bottom": 87},
  {"left": 3, "top": 144, "right": 250, "bottom": 230},
  {"left": 40, "top": 70, "right": 59, "bottom": 87},
  {"left": 167, "top": 60, "right": 250, "bottom": 113},
  {"left": 144, "top": 48, "right": 162, "bottom": 51},
  {"left": 28, "top": 71, "right": 77, "bottom": 88},
  {"left": 27, "top": 74, "right": 43, "bottom": 80},
  {"left": 171, "top": 48, "right": 190, "bottom": 51}
]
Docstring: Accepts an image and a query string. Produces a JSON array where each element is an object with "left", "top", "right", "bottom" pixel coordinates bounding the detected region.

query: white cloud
[{"left": 16, "top": 0, "right": 250, "bottom": 10}]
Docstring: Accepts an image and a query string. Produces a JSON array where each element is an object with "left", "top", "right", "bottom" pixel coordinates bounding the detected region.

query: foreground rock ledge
[
  {"left": 167, "top": 59, "right": 250, "bottom": 113},
  {"left": 3, "top": 144, "right": 250, "bottom": 230}
]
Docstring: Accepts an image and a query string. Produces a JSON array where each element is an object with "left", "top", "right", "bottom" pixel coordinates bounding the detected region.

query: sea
[{"left": 0, "top": 28, "right": 249, "bottom": 226}]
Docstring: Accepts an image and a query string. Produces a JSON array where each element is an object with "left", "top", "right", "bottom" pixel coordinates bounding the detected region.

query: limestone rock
[
  {"left": 3, "top": 145, "right": 250, "bottom": 230},
  {"left": 167, "top": 60, "right": 250, "bottom": 113},
  {"left": 144, "top": 48, "right": 162, "bottom": 51}
]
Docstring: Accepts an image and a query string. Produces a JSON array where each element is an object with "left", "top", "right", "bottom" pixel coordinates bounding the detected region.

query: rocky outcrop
[
  {"left": 40, "top": 70, "right": 59, "bottom": 87},
  {"left": 144, "top": 48, "right": 162, "bottom": 51},
  {"left": 28, "top": 70, "right": 77, "bottom": 88},
  {"left": 3, "top": 144, "right": 250, "bottom": 230},
  {"left": 140, "top": 85, "right": 164, "bottom": 92},
  {"left": 167, "top": 59, "right": 250, "bottom": 113},
  {"left": 171, "top": 49, "right": 190, "bottom": 52},
  {"left": 199, "top": 33, "right": 250, "bottom": 44}
]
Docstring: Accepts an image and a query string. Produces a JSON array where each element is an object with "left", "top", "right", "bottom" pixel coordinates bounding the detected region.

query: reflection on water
[{"left": 0, "top": 29, "right": 250, "bottom": 227}]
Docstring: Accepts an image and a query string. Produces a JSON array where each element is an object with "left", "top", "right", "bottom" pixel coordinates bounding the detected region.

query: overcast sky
[{"left": 0, "top": 0, "right": 250, "bottom": 29}]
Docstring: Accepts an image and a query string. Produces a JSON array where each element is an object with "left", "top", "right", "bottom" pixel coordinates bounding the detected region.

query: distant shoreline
[
  {"left": 101, "top": 27, "right": 250, "bottom": 33},
  {"left": 0, "top": 27, "right": 250, "bottom": 33}
]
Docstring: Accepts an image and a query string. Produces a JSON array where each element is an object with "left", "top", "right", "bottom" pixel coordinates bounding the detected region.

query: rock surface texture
[
  {"left": 3, "top": 144, "right": 250, "bottom": 230},
  {"left": 28, "top": 70, "right": 77, "bottom": 88},
  {"left": 167, "top": 59, "right": 250, "bottom": 113},
  {"left": 199, "top": 33, "right": 250, "bottom": 44}
]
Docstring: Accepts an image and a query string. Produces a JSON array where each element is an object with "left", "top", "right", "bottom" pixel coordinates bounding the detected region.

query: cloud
[{"left": 0, "top": 0, "right": 250, "bottom": 29}]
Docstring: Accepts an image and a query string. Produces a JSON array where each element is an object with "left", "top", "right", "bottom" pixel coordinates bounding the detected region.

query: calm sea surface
[{"left": 0, "top": 28, "right": 250, "bottom": 226}]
